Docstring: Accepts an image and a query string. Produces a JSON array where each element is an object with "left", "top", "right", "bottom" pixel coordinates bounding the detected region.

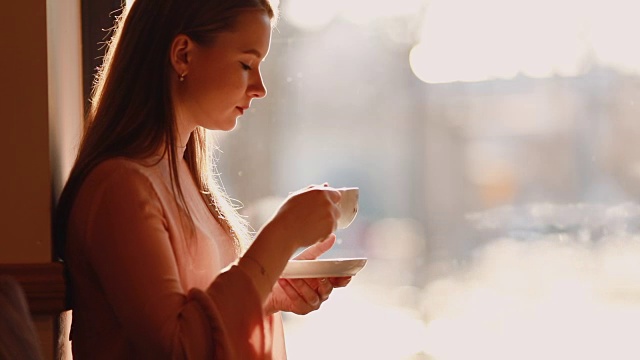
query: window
[{"left": 220, "top": 1, "right": 640, "bottom": 358}]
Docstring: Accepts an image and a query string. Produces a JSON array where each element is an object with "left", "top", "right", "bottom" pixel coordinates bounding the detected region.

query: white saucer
[{"left": 280, "top": 258, "right": 367, "bottom": 279}]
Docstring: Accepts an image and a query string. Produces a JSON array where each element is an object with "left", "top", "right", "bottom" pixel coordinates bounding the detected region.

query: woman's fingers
[
  {"left": 317, "top": 278, "right": 334, "bottom": 301},
  {"left": 328, "top": 276, "right": 352, "bottom": 288},
  {"left": 271, "top": 185, "right": 343, "bottom": 250},
  {"left": 273, "top": 276, "right": 342, "bottom": 315},
  {"left": 277, "top": 276, "right": 337, "bottom": 314},
  {"left": 290, "top": 182, "right": 331, "bottom": 195},
  {"left": 289, "top": 278, "right": 322, "bottom": 306},
  {"left": 277, "top": 279, "right": 314, "bottom": 314},
  {"left": 294, "top": 234, "right": 336, "bottom": 260},
  {"left": 279, "top": 279, "right": 320, "bottom": 312}
]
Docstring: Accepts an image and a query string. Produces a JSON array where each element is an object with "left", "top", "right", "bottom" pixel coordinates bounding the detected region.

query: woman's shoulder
[
  {"left": 92, "top": 156, "right": 160, "bottom": 175},
  {"left": 83, "top": 156, "right": 166, "bottom": 194}
]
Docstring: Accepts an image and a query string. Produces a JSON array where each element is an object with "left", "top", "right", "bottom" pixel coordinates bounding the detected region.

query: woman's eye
[{"left": 240, "top": 62, "right": 252, "bottom": 71}]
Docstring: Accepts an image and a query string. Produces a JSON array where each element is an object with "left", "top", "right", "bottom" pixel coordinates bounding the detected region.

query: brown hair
[{"left": 54, "top": 0, "right": 278, "bottom": 265}]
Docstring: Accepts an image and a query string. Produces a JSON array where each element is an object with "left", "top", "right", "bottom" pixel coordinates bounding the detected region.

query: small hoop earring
[{"left": 179, "top": 73, "right": 186, "bottom": 82}]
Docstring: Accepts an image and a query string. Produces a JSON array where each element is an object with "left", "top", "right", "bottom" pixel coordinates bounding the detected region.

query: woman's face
[{"left": 175, "top": 10, "right": 272, "bottom": 133}]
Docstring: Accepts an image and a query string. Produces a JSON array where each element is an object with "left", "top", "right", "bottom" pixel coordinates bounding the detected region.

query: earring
[{"left": 179, "top": 73, "right": 186, "bottom": 82}]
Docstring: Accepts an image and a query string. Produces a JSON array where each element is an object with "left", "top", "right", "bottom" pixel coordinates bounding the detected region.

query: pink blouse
[{"left": 65, "top": 157, "right": 286, "bottom": 359}]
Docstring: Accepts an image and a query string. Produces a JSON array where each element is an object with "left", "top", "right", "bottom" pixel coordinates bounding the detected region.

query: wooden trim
[{"left": 0, "top": 262, "right": 66, "bottom": 315}]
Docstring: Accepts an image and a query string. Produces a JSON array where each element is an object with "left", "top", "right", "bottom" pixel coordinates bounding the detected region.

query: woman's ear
[{"left": 170, "top": 34, "right": 192, "bottom": 77}]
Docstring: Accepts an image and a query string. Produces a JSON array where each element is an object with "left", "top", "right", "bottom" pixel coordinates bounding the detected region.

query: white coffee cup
[{"left": 336, "top": 187, "right": 359, "bottom": 229}]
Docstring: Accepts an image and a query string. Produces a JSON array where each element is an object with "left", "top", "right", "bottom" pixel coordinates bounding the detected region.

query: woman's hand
[
  {"left": 266, "top": 185, "right": 342, "bottom": 250},
  {"left": 263, "top": 234, "right": 353, "bottom": 316},
  {"left": 241, "top": 183, "right": 343, "bottom": 306}
]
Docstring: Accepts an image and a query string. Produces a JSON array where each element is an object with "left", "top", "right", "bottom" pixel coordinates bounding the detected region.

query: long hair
[{"left": 54, "top": 0, "right": 278, "bottom": 264}]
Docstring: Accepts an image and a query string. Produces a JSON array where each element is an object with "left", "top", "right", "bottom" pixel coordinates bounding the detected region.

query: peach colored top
[{"left": 65, "top": 156, "right": 286, "bottom": 359}]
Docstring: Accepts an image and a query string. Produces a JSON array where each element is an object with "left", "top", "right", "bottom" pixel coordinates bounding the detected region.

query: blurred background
[{"left": 212, "top": 0, "right": 640, "bottom": 358}]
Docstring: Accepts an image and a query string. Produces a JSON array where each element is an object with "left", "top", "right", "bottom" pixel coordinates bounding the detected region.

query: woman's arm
[{"left": 79, "top": 163, "right": 267, "bottom": 359}]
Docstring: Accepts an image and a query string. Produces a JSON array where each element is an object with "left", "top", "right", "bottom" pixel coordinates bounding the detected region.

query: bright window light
[
  {"left": 281, "top": 0, "right": 340, "bottom": 31},
  {"left": 411, "top": 0, "right": 640, "bottom": 84}
]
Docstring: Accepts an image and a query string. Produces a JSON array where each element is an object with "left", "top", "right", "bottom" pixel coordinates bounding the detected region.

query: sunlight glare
[
  {"left": 409, "top": 0, "right": 630, "bottom": 84},
  {"left": 588, "top": 0, "right": 640, "bottom": 75},
  {"left": 420, "top": 228, "right": 640, "bottom": 360},
  {"left": 284, "top": 286, "right": 429, "bottom": 359},
  {"left": 282, "top": 0, "right": 340, "bottom": 31},
  {"left": 340, "top": 0, "right": 424, "bottom": 25}
]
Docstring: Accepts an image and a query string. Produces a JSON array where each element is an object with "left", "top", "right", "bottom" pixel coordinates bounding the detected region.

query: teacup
[{"left": 336, "top": 187, "right": 359, "bottom": 229}]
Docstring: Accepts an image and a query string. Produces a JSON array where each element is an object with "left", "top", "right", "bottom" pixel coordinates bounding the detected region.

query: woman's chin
[
  {"left": 203, "top": 119, "right": 238, "bottom": 132},
  {"left": 221, "top": 119, "right": 239, "bottom": 131}
]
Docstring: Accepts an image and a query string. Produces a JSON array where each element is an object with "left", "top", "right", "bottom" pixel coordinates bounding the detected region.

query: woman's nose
[{"left": 249, "top": 72, "right": 267, "bottom": 99}]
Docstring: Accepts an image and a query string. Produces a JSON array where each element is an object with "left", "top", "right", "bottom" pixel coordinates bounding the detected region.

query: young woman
[{"left": 54, "top": 0, "right": 352, "bottom": 358}]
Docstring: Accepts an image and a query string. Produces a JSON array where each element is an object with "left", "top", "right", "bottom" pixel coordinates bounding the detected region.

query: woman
[{"left": 54, "top": 0, "right": 351, "bottom": 358}]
